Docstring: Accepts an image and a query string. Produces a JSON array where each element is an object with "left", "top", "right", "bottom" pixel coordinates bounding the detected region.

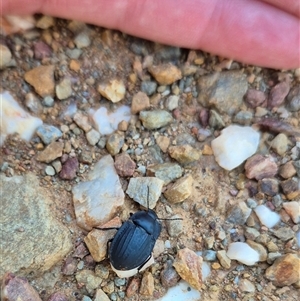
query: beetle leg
[
  {"left": 137, "top": 253, "right": 154, "bottom": 272},
  {"left": 94, "top": 227, "right": 120, "bottom": 230}
]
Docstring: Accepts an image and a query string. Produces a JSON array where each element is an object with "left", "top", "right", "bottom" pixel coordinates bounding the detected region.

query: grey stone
[
  {"left": 146, "top": 163, "right": 183, "bottom": 185},
  {"left": 36, "top": 124, "right": 62, "bottom": 145},
  {"left": 271, "top": 227, "right": 294, "bottom": 241},
  {"left": 86, "top": 129, "right": 100, "bottom": 146},
  {"left": 0, "top": 173, "right": 72, "bottom": 278},
  {"left": 66, "top": 48, "right": 82, "bottom": 59},
  {"left": 42, "top": 95, "right": 54, "bottom": 107},
  {"left": 45, "top": 165, "right": 56, "bottom": 176},
  {"left": 139, "top": 110, "right": 173, "bottom": 130},
  {"left": 126, "top": 177, "right": 164, "bottom": 209},
  {"left": 226, "top": 202, "right": 252, "bottom": 225},
  {"left": 233, "top": 111, "right": 253, "bottom": 125},
  {"left": 141, "top": 81, "right": 157, "bottom": 96},
  {"left": 197, "top": 71, "right": 248, "bottom": 116},
  {"left": 74, "top": 32, "right": 91, "bottom": 48},
  {"left": 75, "top": 270, "right": 102, "bottom": 294},
  {"left": 209, "top": 109, "right": 225, "bottom": 129},
  {"left": 166, "top": 215, "right": 183, "bottom": 237},
  {"left": 287, "top": 86, "right": 300, "bottom": 112},
  {"left": 202, "top": 250, "right": 217, "bottom": 261}
]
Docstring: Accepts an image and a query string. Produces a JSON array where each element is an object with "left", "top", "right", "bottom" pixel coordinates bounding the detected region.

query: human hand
[{"left": 2, "top": 0, "right": 300, "bottom": 69}]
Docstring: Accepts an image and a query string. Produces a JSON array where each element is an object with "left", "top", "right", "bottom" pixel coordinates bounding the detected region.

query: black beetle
[
  {"left": 97, "top": 187, "right": 182, "bottom": 278},
  {"left": 108, "top": 208, "right": 162, "bottom": 278}
]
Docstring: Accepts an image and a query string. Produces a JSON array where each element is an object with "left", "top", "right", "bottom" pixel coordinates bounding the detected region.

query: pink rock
[
  {"left": 114, "top": 153, "right": 136, "bottom": 177},
  {"left": 199, "top": 108, "right": 209, "bottom": 127},
  {"left": 268, "top": 81, "right": 290, "bottom": 108},
  {"left": 1, "top": 272, "right": 42, "bottom": 301},
  {"left": 245, "top": 154, "right": 278, "bottom": 180},
  {"left": 48, "top": 292, "right": 68, "bottom": 301},
  {"left": 59, "top": 157, "right": 78, "bottom": 180},
  {"left": 245, "top": 89, "right": 266, "bottom": 108},
  {"left": 61, "top": 256, "right": 77, "bottom": 276},
  {"left": 34, "top": 41, "right": 52, "bottom": 60}
]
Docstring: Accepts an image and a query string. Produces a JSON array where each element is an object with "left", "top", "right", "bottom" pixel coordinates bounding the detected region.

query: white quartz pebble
[
  {"left": 254, "top": 205, "right": 280, "bottom": 228},
  {"left": 0, "top": 91, "right": 43, "bottom": 146},
  {"left": 211, "top": 125, "right": 260, "bottom": 170},
  {"left": 90, "top": 106, "right": 131, "bottom": 135},
  {"left": 226, "top": 242, "right": 259, "bottom": 266}
]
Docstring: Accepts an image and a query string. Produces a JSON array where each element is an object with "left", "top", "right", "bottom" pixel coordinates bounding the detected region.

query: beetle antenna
[
  {"left": 159, "top": 217, "right": 183, "bottom": 220},
  {"left": 147, "top": 185, "right": 150, "bottom": 211}
]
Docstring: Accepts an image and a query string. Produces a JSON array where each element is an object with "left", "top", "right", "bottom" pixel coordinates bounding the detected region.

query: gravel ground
[{"left": 0, "top": 16, "right": 299, "bottom": 301}]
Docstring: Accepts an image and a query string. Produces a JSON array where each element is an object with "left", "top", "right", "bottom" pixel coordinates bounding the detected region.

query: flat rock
[
  {"left": 245, "top": 154, "right": 278, "bottom": 180},
  {"left": 36, "top": 141, "right": 64, "bottom": 163},
  {"left": 1, "top": 273, "right": 42, "bottom": 301},
  {"left": 0, "top": 174, "right": 72, "bottom": 278},
  {"left": 146, "top": 163, "right": 183, "bottom": 185},
  {"left": 36, "top": 124, "right": 62, "bottom": 145},
  {"left": 72, "top": 155, "right": 124, "bottom": 230},
  {"left": 139, "top": 110, "right": 173, "bottom": 130},
  {"left": 164, "top": 175, "right": 193, "bottom": 204},
  {"left": 97, "top": 79, "right": 126, "bottom": 103},
  {"left": 211, "top": 125, "right": 260, "bottom": 171},
  {"left": 168, "top": 144, "right": 201, "bottom": 164},
  {"left": 95, "top": 289, "right": 110, "bottom": 301},
  {"left": 24, "top": 65, "right": 55, "bottom": 97},
  {"left": 73, "top": 112, "right": 92, "bottom": 133},
  {"left": 126, "top": 177, "right": 164, "bottom": 209},
  {"left": 148, "top": 63, "right": 182, "bottom": 85},
  {"left": 197, "top": 71, "right": 248, "bottom": 116},
  {"left": 173, "top": 248, "right": 203, "bottom": 291},
  {"left": 265, "top": 254, "right": 300, "bottom": 287}
]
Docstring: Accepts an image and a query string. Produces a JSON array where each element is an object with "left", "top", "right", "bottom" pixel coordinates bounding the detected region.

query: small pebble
[
  {"left": 45, "top": 165, "right": 56, "bottom": 176},
  {"left": 36, "top": 124, "right": 62, "bottom": 145},
  {"left": 42, "top": 96, "right": 54, "bottom": 107}
]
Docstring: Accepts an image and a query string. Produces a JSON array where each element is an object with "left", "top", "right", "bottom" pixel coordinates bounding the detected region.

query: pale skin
[{"left": 2, "top": 0, "right": 300, "bottom": 69}]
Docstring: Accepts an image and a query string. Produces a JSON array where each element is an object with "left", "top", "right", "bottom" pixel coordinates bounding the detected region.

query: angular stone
[
  {"left": 139, "top": 110, "right": 173, "bottom": 130},
  {"left": 245, "top": 88, "right": 266, "bottom": 108},
  {"left": 272, "top": 227, "right": 295, "bottom": 241},
  {"left": 84, "top": 217, "right": 122, "bottom": 262},
  {"left": 24, "top": 65, "right": 55, "bottom": 97},
  {"left": 287, "top": 86, "right": 300, "bottom": 112},
  {"left": 245, "top": 154, "right": 278, "bottom": 180},
  {"left": 265, "top": 254, "right": 300, "bottom": 287},
  {"left": 146, "top": 163, "right": 182, "bottom": 185},
  {"left": 48, "top": 292, "right": 68, "bottom": 301},
  {"left": 75, "top": 270, "right": 102, "bottom": 294},
  {"left": 59, "top": 157, "right": 79, "bottom": 180},
  {"left": 246, "top": 240, "right": 267, "bottom": 262},
  {"left": 36, "top": 141, "right": 64, "bottom": 163},
  {"left": 168, "top": 145, "right": 201, "bottom": 164},
  {"left": 126, "top": 177, "right": 164, "bottom": 209},
  {"left": 161, "top": 260, "right": 181, "bottom": 288},
  {"left": 270, "top": 133, "right": 289, "bottom": 155},
  {"left": 268, "top": 81, "right": 290, "bottom": 108},
  {"left": 279, "top": 161, "right": 297, "bottom": 179},
  {"left": 0, "top": 174, "right": 72, "bottom": 278},
  {"left": 197, "top": 71, "right": 248, "bottom": 115},
  {"left": 165, "top": 215, "right": 183, "bottom": 237},
  {"left": 106, "top": 132, "right": 124, "bottom": 156},
  {"left": 36, "top": 124, "right": 62, "bottom": 145},
  {"left": 226, "top": 201, "right": 252, "bottom": 225},
  {"left": 0, "top": 44, "right": 12, "bottom": 69},
  {"left": 156, "top": 136, "right": 170, "bottom": 153},
  {"left": 0, "top": 91, "right": 43, "bottom": 146},
  {"left": 126, "top": 278, "right": 140, "bottom": 298},
  {"left": 73, "top": 112, "right": 92, "bottom": 133},
  {"left": 56, "top": 77, "right": 72, "bottom": 100},
  {"left": 164, "top": 175, "right": 193, "bottom": 204},
  {"left": 94, "top": 289, "right": 110, "bottom": 301},
  {"left": 131, "top": 91, "right": 150, "bottom": 114},
  {"left": 217, "top": 250, "right": 231, "bottom": 269},
  {"left": 211, "top": 125, "right": 260, "bottom": 171},
  {"left": 86, "top": 129, "right": 100, "bottom": 146},
  {"left": 148, "top": 63, "right": 182, "bottom": 85},
  {"left": 258, "top": 178, "right": 279, "bottom": 196},
  {"left": 173, "top": 248, "right": 203, "bottom": 291},
  {"left": 139, "top": 271, "right": 154, "bottom": 296},
  {"left": 1, "top": 273, "right": 42, "bottom": 301},
  {"left": 281, "top": 177, "right": 300, "bottom": 200},
  {"left": 72, "top": 155, "right": 124, "bottom": 230},
  {"left": 226, "top": 242, "right": 259, "bottom": 266},
  {"left": 97, "top": 79, "right": 126, "bottom": 103},
  {"left": 282, "top": 201, "right": 300, "bottom": 223},
  {"left": 114, "top": 153, "right": 136, "bottom": 177}
]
